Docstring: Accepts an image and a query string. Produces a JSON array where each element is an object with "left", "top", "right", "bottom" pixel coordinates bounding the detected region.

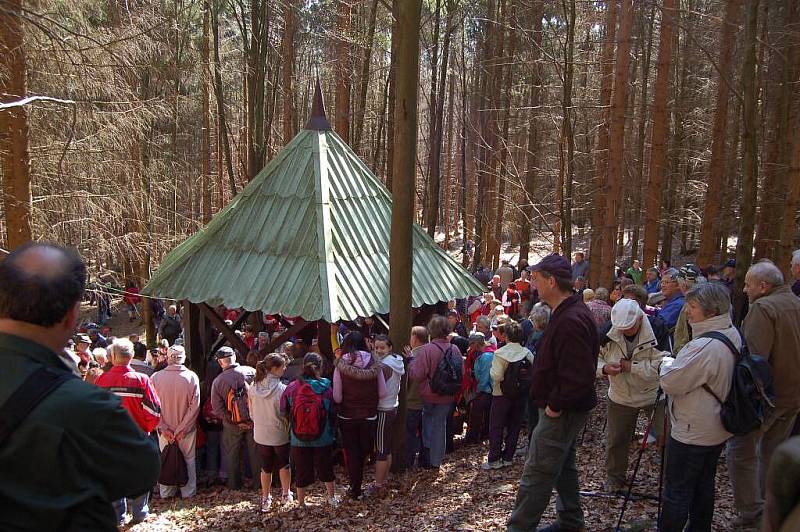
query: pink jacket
[
  {"left": 151, "top": 364, "right": 200, "bottom": 436},
  {"left": 409, "top": 339, "right": 464, "bottom": 404}
]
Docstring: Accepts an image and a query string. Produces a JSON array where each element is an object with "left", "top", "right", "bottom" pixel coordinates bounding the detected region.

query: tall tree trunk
[
  {"left": 733, "top": 0, "right": 760, "bottom": 323},
  {"left": 558, "top": 0, "right": 576, "bottom": 258},
  {"left": 389, "top": 0, "right": 422, "bottom": 474},
  {"left": 426, "top": 0, "right": 454, "bottom": 239},
  {"left": 599, "top": 0, "right": 633, "bottom": 287},
  {"left": 201, "top": 1, "right": 212, "bottom": 224},
  {"left": 385, "top": 1, "right": 398, "bottom": 192},
  {"left": 282, "top": 0, "right": 298, "bottom": 144},
  {"left": 211, "top": 1, "right": 238, "bottom": 196},
  {"left": 0, "top": 0, "right": 33, "bottom": 249},
  {"left": 335, "top": 2, "right": 352, "bottom": 142},
  {"left": 588, "top": 0, "right": 617, "bottom": 287},
  {"left": 353, "top": 0, "right": 379, "bottom": 153},
  {"left": 630, "top": 5, "right": 654, "bottom": 263},
  {"left": 518, "top": 0, "right": 545, "bottom": 263},
  {"left": 753, "top": 0, "right": 795, "bottom": 261},
  {"left": 246, "top": 0, "right": 270, "bottom": 181},
  {"left": 696, "top": 0, "right": 741, "bottom": 268},
  {"left": 443, "top": 64, "right": 456, "bottom": 249},
  {"left": 642, "top": 0, "right": 676, "bottom": 268}
]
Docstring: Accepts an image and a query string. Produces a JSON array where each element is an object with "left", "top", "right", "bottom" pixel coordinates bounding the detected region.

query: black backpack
[
  {"left": 699, "top": 331, "right": 775, "bottom": 436},
  {"left": 430, "top": 343, "right": 463, "bottom": 396},
  {"left": 501, "top": 357, "right": 533, "bottom": 398}
]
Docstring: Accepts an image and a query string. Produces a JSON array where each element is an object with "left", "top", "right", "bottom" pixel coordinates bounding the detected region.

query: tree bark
[
  {"left": 696, "top": 0, "right": 741, "bottom": 268},
  {"left": 588, "top": 0, "right": 617, "bottom": 287},
  {"left": 599, "top": 0, "right": 633, "bottom": 287},
  {"left": 642, "top": 0, "right": 677, "bottom": 269},
  {"left": 0, "top": 0, "right": 33, "bottom": 249},
  {"left": 201, "top": 1, "right": 212, "bottom": 224},
  {"left": 211, "top": 1, "right": 238, "bottom": 196},
  {"left": 335, "top": 2, "right": 352, "bottom": 142},
  {"left": 518, "top": 0, "right": 545, "bottom": 263},
  {"left": 389, "top": 0, "right": 422, "bottom": 475},
  {"left": 281, "top": 0, "right": 298, "bottom": 144},
  {"left": 733, "top": 0, "right": 760, "bottom": 324},
  {"left": 246, "top": 0, "right": 270, "bottom": 181}
]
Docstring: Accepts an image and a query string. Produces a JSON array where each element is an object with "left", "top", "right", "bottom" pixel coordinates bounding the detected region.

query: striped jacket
[{"left": 95, "top": 364, "right": 161, "bottom": 433}]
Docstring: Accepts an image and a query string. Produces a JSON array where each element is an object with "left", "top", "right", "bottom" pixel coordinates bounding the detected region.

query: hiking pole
[
  {"left": 657, "top": 394, "right": 668, "bottom": 525},
  {"left": 615, "top": 388, "right": 663, "bottom": 532}
]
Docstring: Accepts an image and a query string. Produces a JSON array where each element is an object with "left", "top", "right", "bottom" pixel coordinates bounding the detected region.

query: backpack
[
  {"left": 501, "top": 356, "right": 533, "bottom": 398},
  {"left": 430, "top": 343, "right": 463, "bottom": 396},
  {"left": 699, "top": 331, "right": 775, "bottom": 436},
  {"left": 226, "top": 385, "right": 250, "bottom": 424},
  {"left": 291, "top": 381, "right": 326, "bottom": 441}
]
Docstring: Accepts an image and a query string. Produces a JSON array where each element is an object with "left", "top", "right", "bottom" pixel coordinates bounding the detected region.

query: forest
[{"left": 1, "top": 0, "right": 799, "bottom": 291}]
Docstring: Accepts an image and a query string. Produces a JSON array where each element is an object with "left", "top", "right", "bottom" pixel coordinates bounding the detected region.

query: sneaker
[
  {"left": 502, "top": 459, "right": 514, "bottom": 467},
  {"left": 481, "top": 460, "right": 502, "bottom": 470},
  {"left": 328, "top": 495, "right": 341, "bottom": 508},
  {"left": 260, "top": 495, "right": 272, "bottom": 513},
  {"left": 281, "top": 491, "right": 294, "bottom": 505},
  {"left": 365, "top": 484, "right": 386, "bottom": 498}
]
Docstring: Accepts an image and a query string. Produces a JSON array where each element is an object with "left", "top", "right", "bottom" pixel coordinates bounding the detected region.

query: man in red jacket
[
  {"left": 508, "top": 254, "right": 598, "bottom": 532},
  {"left": 96, "top": 338, "right": 161, "bottom": 526}
]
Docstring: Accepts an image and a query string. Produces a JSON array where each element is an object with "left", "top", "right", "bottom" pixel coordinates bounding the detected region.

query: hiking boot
[
  {"left": 328, "top": 495, "right": 341, "bottom": 508},
  {"left": 260, "top": 495, "right": 272, "bottom": 513},
  {"left": 481, "top": 460, "right": 502, "bottom": 470}
]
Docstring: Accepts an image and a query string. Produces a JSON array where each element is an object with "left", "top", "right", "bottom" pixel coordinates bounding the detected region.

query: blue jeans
[
  {"left": 659, "top": 436, "right": 724, "bottom": 532},
  {"left": 112, "top": 492, "right": 149, "bottom": 524},
  {"left": 422, "top": 401, "right": 453, "bottom": 467}
]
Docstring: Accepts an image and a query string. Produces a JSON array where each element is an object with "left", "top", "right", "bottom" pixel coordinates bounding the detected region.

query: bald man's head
[{"left": 0, "top": 243, "right": 86, "bottom": 326}]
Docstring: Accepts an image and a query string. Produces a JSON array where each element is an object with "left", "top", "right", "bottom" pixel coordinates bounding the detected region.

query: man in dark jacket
[
  {"left": 158, "top": 304, "right": 183, "bottom": 346},
  {"left": 211, "top": 346, "right": 259, "bottom": 490},
  {"left": 0, "top": 243, "right": 159, "bottom": 531},
  {"left": 508, "top": 254, "right": 598, "bottom": 532}
]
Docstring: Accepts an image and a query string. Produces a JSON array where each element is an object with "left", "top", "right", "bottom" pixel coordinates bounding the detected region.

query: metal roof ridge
[{"left": 315, "top": 130, "right": 338, "bottom": 322}]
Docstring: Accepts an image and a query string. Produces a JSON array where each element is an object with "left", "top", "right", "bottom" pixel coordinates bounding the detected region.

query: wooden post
[
  {"left": 184, "top": 301, "right": 205, "bottom": 382},
  {"left": 197, "top": 302, "right": 250, "bottom": 354}
]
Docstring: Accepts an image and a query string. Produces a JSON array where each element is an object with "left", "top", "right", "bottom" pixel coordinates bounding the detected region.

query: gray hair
[
  {"left": 662, "top": 267, "right": 680, "bottom": 281},
  {"left": 792, "top": 249, "right": 800, "bottom": 267},
  {"left": 529, "top": 303, "right": 551, "bottom": 330},
  {"left": 111, "top": 338, "right": 134, "bottom": 359},
  {"left": 168, "top": 345, "right": 186, "bottom": 363},
  {"left": 685, "top": 282, "right": 731, "bottom": 318},
  {"left": 748, "top": 260, "right": 784, "bottom": 287},
  {"left": 594, "top": 287, "right": 609, "bottom": 301},
  {"left": 476, "top": 315, "right": 491, "bottom": 329}
]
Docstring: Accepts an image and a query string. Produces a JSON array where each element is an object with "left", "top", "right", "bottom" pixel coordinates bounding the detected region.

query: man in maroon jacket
[{"left": 508, "top": 254, "right": 599, "bottom": 532}]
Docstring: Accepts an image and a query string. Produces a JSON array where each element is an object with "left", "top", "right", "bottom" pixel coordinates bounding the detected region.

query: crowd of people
[{"left": 2, "top": 242, "right": 800, "bottom": 531}]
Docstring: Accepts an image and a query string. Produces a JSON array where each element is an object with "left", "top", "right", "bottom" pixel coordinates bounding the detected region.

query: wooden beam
[
  {"left": 197, "top": 302, "right": 249, "bottom": 355},
  {"left": 209, "top": 310, "right": 251, "bottom": 354},
  {"left": 183, "top": 301, "right": 205, "bottom": 382},
  {"left": 264, "top": 318, "right": 309, "bottom": 353}
]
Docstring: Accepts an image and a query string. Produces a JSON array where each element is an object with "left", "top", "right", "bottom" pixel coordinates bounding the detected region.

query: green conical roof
[{"left": 144, "top": 115, "right": 484, "bottom": 322}]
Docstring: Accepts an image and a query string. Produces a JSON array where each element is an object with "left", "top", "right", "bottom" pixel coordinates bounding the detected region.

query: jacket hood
[
  {"left": 342, "top": 350, "right": 373, "bottom": 368},
  {"left": 381, "top": 353, "right": 406, "bottom": 375},
  {"left": 252, "top": 374, "right": 283, "bottom": 398},
  {"left": 494, "top": 342, "right": 532, "bottom": 363},
  {"left": 304, "top": 377, "right": 332, "bottom": 394},
  {"left": 689, "top": 313, "right": 733, "bottom": 336}
]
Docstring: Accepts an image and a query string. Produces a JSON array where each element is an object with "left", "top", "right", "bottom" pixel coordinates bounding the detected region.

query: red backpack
[{"left": 291, "top": 380, "right": 326, "bottom": 442}]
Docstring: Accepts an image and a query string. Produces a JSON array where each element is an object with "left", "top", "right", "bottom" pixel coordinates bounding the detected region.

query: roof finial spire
[{"left": 305, "top": 76, "right": 331, "bottom": 131}]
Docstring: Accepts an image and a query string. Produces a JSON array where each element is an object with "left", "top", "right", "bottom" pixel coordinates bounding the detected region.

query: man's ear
[{"left": 62, "top": 301, "right": 81, "bottom": 332}]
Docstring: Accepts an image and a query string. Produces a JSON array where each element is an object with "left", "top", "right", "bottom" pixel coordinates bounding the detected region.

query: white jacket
[
  {"left": 378, "top": 353, "right": 405, "bottom": 411},
  {"left": 659, "top": 313, "right": 738, "bottom": 446},
  {"left": 249, "top": 374, "right": 289, "bottom": 446},
  {"left": 597, "top": 315, "right": 666, "bottom": 408},
  {"left": 490, "top": 342, "right": 533, "bottom": 397}
]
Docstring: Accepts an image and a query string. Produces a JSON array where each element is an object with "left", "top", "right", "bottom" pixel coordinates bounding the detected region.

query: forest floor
[{"left": 126, "top": 384, "right": 738, "bottom": 532}]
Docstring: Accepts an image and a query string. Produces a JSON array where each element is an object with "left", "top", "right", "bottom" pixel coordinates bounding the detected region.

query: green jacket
[{"left": 0, "top": 333, "right": 160, "bottom": 531}]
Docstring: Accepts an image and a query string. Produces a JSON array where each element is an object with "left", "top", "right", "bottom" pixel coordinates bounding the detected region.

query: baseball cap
[
  {"left": 75, "top": 333, "right": 91, "bottom": 344},
  {"left": 611, "top": 298, "right": 643, "bottom": 330},
  {"left": 215, "top": 346, "right": 235, "bottom": 360},
  {"left": 678, "top": 263, "right": 702, "bottom": 281},
  {"left": 530, "top": 254, "right": 572, "bottom": 279}
]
